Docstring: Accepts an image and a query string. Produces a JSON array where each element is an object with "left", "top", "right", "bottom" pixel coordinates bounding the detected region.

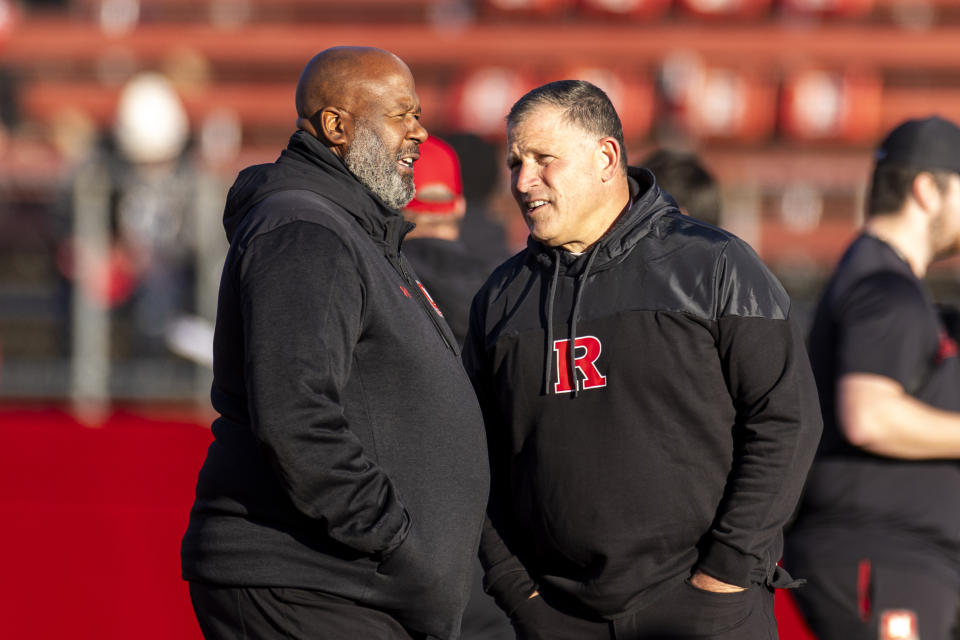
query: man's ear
[
  {"left": 597, "top": 137, "right": 621, "bottom": 182},
  {"left": 317, "top": 107, "right": 352, "bottom": 148},
  {"left": 913, "top": 172, "right": 943, "bottom": 215},
  {"left": 453, "top": 195, "right": 467, "bottom": 220}
]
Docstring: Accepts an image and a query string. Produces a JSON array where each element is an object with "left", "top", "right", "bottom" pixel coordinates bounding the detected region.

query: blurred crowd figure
[
  {"left": 401, "top": 136, "right": 504, "bottom": 346},
  {"left": 641, "top": 148, "right": 721, "bottom": 227},
  {"left": 400, "top": 135, "right": 513, "bottom": 639},
  {"left": 105, "top": 72, "right": 198, "bottom": 354},
  {"left": 445, "top": 132, "right": 515, "bottom": 269},
  {"left": 59, "top": 72, "right": 221, "bottom": 365},
  {"left": 785, "top": 116, "right": 960, "bottom": 640}
]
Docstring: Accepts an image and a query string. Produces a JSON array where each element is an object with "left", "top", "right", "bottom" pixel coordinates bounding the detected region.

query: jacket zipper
[{"left": 394, "top": 254, "right": 456, "bottom": 352}]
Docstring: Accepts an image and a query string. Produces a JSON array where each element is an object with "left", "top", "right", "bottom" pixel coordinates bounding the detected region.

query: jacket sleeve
[
  {"left": 239, "top": 221, "right": 409, "bottom": 556},
  {"left": 697, "top": 238, "right": 823, "bottom": 587},
  {"left": 462, "top": 294, "right": 539, "bottom": 616}
]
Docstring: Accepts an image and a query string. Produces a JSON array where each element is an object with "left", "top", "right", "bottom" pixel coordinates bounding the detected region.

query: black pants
[
  {"left": 508, "top": 579, "right": 777, "bottom": 640},
  {"left": 461, "top": 556, "right": 514, "bottom": 640},
  {"left": 787, "top": 560, "right": 960, "bottom": 640},
  {"left": 188, "top": 582, "right": 424, "bottom": 640}
]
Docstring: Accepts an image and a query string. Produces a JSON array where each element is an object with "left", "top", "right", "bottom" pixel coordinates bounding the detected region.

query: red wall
[
  {"left": 0, "top": 407, "right": 210, "bottom": 639},
  {"left": 0, "top": 407, "right": 816, "bottom": 639}
]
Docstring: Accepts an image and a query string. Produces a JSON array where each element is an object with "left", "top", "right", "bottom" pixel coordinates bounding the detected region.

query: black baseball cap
[{"left": 874, "top": 116, "right": 960, "bottom": 173}]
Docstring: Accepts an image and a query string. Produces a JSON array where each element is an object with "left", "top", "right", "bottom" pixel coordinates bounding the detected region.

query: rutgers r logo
[
  {"left": 416, "top": 281, "right": 444, "bottom": 318},
  {"left": 554, "top": 336, "right": 607, "bottom": 394}
]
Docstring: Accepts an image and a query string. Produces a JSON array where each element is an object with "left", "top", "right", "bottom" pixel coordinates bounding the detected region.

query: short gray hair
[{"left": 507, "top": 80, "right": 627, "bottom": 169}]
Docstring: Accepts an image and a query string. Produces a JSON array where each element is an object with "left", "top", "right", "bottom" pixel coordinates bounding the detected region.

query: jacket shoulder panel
[
  {"left": 231, "top": 189, "right": 357, "bottom": 254},
  {"left": 715, "top": 236, "right": 790, "bottom": 320},
  {"left": 637, "top": 216, "right": 788, "bottom": 321}
]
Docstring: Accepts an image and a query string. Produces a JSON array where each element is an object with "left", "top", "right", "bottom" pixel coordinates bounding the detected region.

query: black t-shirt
[{"left": 791, "top": 234, "right": 960, "bottom": 581}]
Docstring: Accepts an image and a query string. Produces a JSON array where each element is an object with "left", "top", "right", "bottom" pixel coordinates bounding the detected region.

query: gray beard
[{"left": 343, "top": 122, "right": 415, "bottom": 210}]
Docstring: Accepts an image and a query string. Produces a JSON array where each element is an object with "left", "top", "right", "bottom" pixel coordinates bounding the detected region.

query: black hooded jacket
[
  {"left": 181, "top": 131, "right": 489, "bottom": 639},
  {"left": 462, "top": 168, "right": 822, "bottom": 619}
]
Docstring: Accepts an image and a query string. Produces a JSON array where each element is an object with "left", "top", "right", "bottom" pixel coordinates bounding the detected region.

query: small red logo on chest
[
  {"left": 416, "top": 281, "right": 444, "bottom": 317},
  {"left": 937, "top": 329, "right": 958, "bottom": 363}
]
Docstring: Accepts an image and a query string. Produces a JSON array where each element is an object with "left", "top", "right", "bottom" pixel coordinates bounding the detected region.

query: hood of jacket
[{"left": 221, "top": 130, "right": 413, "bottom": 253}]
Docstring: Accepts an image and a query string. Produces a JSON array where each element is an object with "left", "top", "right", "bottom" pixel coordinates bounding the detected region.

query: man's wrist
[{"left": 690, "top": 569, "right": 746, "bottom": 593}]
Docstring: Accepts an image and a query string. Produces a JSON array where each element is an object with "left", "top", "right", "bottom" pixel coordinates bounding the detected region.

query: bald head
[
  {"left": 291, "top": 47, "right": 428, "bottom": 209},
  {"left": 295, "top": 47, "right": 413, "bottom": 143}
]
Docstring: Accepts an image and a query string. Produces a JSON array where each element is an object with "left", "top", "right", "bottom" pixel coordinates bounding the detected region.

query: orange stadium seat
[
  {"left": 542, "top": 65, "right": 654, "bottom": 141},
  {"left": 481, "top": 0, "right": 577, "bottom": 17},
  {"left": 780, "top": 67, "right": 883, "bottom": 143},
  {"left": 0, "top": 0, "right": 20, "bottom": 42},
  {"left": 661, "top": 56, "right": 777, "bottom": 142},
  {"left": 577, "top": 0, "right": 672, "bottom": 20},
  {"left": 677, "top": 0, "right": 772, "bottom": 19},
  {"left": 448, "top": 66, "right": 538, "bottom": 139},
  {"left": 780, "top": 0, "right": 876, "bottom": 19}
]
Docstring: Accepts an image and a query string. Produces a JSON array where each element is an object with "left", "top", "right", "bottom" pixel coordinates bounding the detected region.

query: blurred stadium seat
[
  {"left": 780, "top": 0, "right": 876, "bottom": 19},
  {"left": 449, "top": 66, "right": 537, "bottom": 138},
  {"left": 660, "top": 55, "right": 778, "bottom": 142},
  {"left": 481, "top": 0, "right": 577, "bottom": 18},
  {"left": 546, "top": 65, "right": 655, "bottom": 140},
  {"left": 780, "top": 67, "right": 883, "bottom": 143},
  {"left": 578, "top": 0, "right": 672, "bottom": 20},
  {"left": 677, "top": 0, "right": 772, "bottom": 19}
]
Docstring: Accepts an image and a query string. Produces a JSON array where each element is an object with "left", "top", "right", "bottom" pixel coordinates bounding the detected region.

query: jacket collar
[
  {"left": 280, "top": 132, "right": 413, "bottom": 252},
  {"left": 223, "top": 130, "right": 412, "bottom": 255}
]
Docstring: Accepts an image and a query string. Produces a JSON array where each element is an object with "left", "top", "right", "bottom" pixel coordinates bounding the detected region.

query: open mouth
[
  {"left": 397, "top": 148, "right": 419, "bottom": 172},
  {"left": 526, "top": 199, "right": 549, "bottom": 213}
]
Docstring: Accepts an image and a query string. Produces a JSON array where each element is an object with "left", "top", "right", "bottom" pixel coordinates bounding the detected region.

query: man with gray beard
[
  {"left": 181, "top": 47, "right": 490, "bottom": 640},
  {"left": 344, "top": 120, "right": 415, "bottom": 209}
]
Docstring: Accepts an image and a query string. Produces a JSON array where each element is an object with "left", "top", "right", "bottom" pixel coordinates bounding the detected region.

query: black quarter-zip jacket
[
  {"left": 181, "top": 131, "right": 489, "bottom": 639},
  {"left": 462, "top": 168, "right": 822, "bottom": 619}
]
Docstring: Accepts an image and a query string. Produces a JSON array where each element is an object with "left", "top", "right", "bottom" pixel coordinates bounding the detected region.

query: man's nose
[
  {"left": 409, "top": 118, "right": 427, "bottom": 144},
  {"left": 514, "top": 163, "right": 540, "bottom": 192}
]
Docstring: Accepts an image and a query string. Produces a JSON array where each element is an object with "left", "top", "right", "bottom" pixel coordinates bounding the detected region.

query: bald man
[{"left": 181, "top": 47, "right": 489, "bottom": 640}]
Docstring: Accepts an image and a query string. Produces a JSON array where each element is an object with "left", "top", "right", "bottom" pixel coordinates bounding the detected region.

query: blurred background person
[
  {"left": 402, "top": 135, "right": 500, "bottom": 345},
  {"left": 401, "top": 134, "right": 513, "bottom": 639},
  {"left": 57, "top": 71, "right": 208, "bottom": 356},
  {"left": 784, "top": 116, "right": 960, "bottom": 640},
  {"left": 444, "top": 132, "right": 514, "bottom": 269},
  {"left": 641, "top": 147, "right": 721, "bottom": 227},
  {"left": 105, "top": 72, "right": 198, "bottom": 355},
  {"left": 47, "top": 69, "right": 225, "bottom": 409}
]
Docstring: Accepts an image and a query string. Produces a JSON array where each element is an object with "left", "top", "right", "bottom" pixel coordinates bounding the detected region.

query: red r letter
[{"left": 554, "top": 336, "right": 607, "bottom": 393}]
